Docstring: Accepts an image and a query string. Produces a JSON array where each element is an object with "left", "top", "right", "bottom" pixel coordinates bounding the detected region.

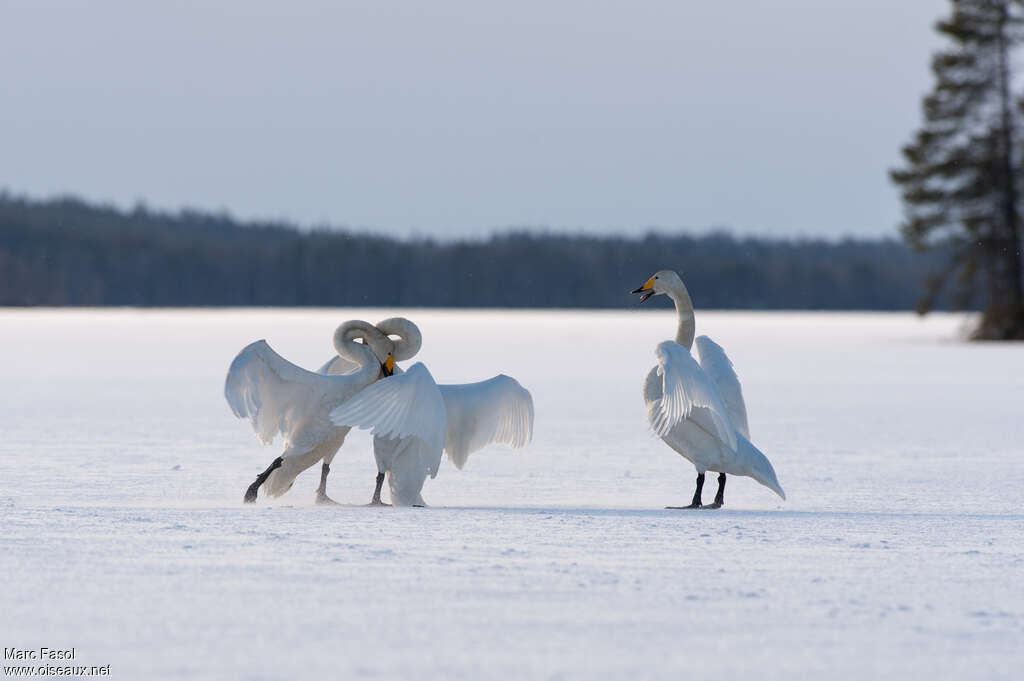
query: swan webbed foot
[
  {"left": 367, "top": 471, "right": 388, "bottom": 507},
  {"left": 701, "top": 501, "right": 723, "bottom": 510},
  {"left": 313, "top": 462, "right": 340, "bottom": 505},
  {"left": 707, "top": 473, "right": 726, "bottom": 509},
  {"left": 666, "top": 472, "right": 706, "bottom": 510},
  {"left": 244, "top": 456, "right": 284, "bottom": 504}
]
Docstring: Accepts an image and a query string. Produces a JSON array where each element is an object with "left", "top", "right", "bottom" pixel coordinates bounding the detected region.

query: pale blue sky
[{"left": 1, "top": 1, "right": 946, "bottom": 238}]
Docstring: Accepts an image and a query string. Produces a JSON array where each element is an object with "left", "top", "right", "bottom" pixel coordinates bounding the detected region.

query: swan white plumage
[
  {"left": 225, "top": 319, "right": 423, "bottom": 504},
  {"left": 437, "top": 376, "right": 534, "bottom": 470},
  {"left": 632, "top": 270, "right": 785, "bottom": 508},
  {"left": 320, "top": 317, "right": 535, "bottom": 505},
  {"left": 329, "top": 362, "right": 447, "bottom": 506}
]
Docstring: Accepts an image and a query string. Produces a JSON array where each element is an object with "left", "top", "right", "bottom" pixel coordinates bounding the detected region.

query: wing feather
[
  {"left": 439, "top": 375, "right": 534, "bottom": 469},
  {"left": 224, "top": 340, "right": 340, "bottom": 449},
  {"left": 653, "top": 341, "right": 736, "bottom": 450},
  {"left": 695, "top": 335, "right": 750, "bottom": 439},
  {"left": 330, "top": 362, "right": 446, "bottom": 477}
]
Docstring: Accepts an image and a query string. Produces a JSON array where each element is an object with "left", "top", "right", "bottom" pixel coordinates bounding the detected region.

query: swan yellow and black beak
[
  {"left": 381, "top": 353, "right": 395, "bottom": 377},
  {"left": 630, "top": 277, "right": 656, "bottom": 304}
]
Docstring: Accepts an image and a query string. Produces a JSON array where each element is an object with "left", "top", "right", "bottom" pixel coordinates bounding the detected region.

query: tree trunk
[{"left": 994, "top": 2, "right": 1024, "bottom": 338}]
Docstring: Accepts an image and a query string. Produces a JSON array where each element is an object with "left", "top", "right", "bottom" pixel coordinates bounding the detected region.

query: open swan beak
[
  {"left": 381, "top": 354, "right": 395, "bottom": 377},
  {"left": 630, "top": 278, "right": 656, "bottom": 304}
]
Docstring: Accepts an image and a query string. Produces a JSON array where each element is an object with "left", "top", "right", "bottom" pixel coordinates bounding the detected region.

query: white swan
[
  {"left": 631, "top": 270, "right": 785, "bottom": 508},
  {"left": 320, "top": 317, "right": 534, "bottom": 506},
  {"left": 329, "top": 361, "right": 447, "bottom": 507},
  {"left": 224, "top": 319, "right": 437, "bottom": 504}
]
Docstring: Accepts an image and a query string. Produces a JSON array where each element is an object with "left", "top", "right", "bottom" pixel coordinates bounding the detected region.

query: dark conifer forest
[
  {"left": 892, "top": 0, "right": 1024, "bottom": 338},
  {"left": 0, "top": 193, "right": 946, "bottom": 309}
]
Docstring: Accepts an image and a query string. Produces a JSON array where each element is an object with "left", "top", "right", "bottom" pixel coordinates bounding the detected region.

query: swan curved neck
[
  {"left": 333, "top": 321, "right": 383, "bottom": 379},
  {"left": 667, "top": 282, "right": 696, "bottom": 350},
  {"left": 376, "top": 317, "right": 422, "bottom": 361}
]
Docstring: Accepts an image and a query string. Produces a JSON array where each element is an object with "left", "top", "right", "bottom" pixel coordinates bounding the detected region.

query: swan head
[{"left": 631, "top": 269, "right": 683, "bottom": 303}]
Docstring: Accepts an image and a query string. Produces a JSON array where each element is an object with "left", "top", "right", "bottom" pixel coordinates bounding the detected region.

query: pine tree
[{"left": 892, "top": 0, "right": 1024, "bottom": 339}]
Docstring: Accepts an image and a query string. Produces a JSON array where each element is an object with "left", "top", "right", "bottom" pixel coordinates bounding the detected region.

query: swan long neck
[
  {"left": 376, "top": 317, "right": 422, "bottom": 361},
  {"left": 667, "top": 281, "right": 696, "bottom": 350},
  {"left": 332, "top": 320, "right": 385, "bottom": 381}
]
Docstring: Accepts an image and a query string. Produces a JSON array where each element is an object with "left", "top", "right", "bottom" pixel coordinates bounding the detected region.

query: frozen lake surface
[{"left": 2, "top": 309, "right": 1022, "bottom": 679}]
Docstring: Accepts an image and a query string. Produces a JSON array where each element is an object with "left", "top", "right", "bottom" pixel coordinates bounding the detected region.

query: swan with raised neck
[
  {"left": 631, "top": 269, "right": 695, "bottom": 349},
  {"left": 631, "top": 268, "right": 785, "bottom": 507}
]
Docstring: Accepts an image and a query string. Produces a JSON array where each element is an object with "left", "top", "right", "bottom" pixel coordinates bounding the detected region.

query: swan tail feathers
[{"left": 739, "top": 436, "right": 785, "bottom": 500}]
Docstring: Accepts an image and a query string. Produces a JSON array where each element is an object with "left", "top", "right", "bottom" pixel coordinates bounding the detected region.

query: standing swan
[
  {"left": 320, "top": 317, "right": 534, "bottom": 506},
  {"left": 631, "top": 270, "right": 785, "bottom": 508},
  {"left": 225, "top": 320, "right": 436, "bottom": 504}
]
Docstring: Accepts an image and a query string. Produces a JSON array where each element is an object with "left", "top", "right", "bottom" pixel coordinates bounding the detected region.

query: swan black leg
[
  {"left": 667, "top": 472, "right": 704, "bottom": 509},
  {"left": 316, "top": 462, "right": 340, "bottom": 505},
  {"left": 704, "top": 473, "right": 726, "bottom": 509},
  {"left": 367, "top": 472, "right": 390, "bottom": 506},
  {"left": 244, "top": 456, "right": 283, "bottom": 504}
]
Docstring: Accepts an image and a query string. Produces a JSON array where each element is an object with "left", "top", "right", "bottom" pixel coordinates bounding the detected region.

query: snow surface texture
[{"left": 1, "top": 309, "right": 1022, "bottom": 680}]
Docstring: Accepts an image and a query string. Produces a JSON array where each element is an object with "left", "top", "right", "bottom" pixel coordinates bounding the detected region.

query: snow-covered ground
[{"left": 2, "top": 309, "right": 1022, "bottom": 680}]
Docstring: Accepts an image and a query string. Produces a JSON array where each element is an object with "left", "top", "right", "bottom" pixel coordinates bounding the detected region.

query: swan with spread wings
[
  {"left": 224, "top": 319, "right": 442, "bottom": 505},
  {"left": 320, "top": 317, "right": 534, "bottom": 506},
  {"left": 631, "top": 270, "right": 784, "bottom": 508}
]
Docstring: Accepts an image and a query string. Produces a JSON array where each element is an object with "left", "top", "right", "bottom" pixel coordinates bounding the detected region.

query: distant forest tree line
[{"left": 0, "top": 193, "right": 947, "bottom": 310}]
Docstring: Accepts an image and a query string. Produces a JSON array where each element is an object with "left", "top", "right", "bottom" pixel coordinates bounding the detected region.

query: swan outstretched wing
[
  {"left": 225, "top": 340, "right": 340, "bottom": 449},
  {"left": 653, "top": 341, "right": 736, "bottom": 450},
  {"left": 695, "top": 335, "right": 750, "bottom": 439},
  {"left": 330, "top": 362, "right": 447, "bottom": 477},
  {"left": 438, "top": 375, "right": 534, "bottom": 469}
]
